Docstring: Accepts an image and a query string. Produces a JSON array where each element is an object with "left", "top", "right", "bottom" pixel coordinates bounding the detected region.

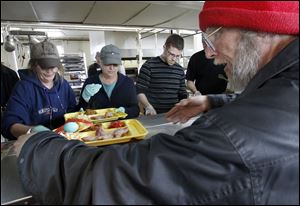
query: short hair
[
  {"left": 95, "top": 52, "right": 101, "bottom": 59},
  {"left": 164, "top": 34, "right": 184, "bottom": 50}
]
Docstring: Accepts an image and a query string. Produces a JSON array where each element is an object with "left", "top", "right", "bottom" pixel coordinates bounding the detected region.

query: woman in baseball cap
[
  {"left": 78, "top": 44, "right": 139, "bottom": 118},
  {"left": 1, "top": 41, "right": 77, "bottom": 140}
]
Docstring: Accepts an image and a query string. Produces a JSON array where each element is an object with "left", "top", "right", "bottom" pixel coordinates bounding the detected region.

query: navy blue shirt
[
  {"left": 78, "top": 73, "right": 139, "bottom": 118},
  {"left": 1, "top": 69, "right": 77, "bottom": 140}
]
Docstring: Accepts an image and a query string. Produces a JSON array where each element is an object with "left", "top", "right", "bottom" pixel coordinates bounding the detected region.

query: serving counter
[{"left": 1, "top": 113, "right": 198, "bottom": 205}]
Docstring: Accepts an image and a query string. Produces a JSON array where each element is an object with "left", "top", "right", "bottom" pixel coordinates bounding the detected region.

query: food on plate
[
  {"left": 79, "top": 124, "right": 102, "bottom": 132},
  {"left": 64, "top": 108, "right": 128, "bottom": 124},
  {"left": 81, "top": 127, "right": 129, "bottom": 142},
  {"left": 108, "top": 120, "right": 126, "bottom": 129},
  {"left": 85, "top": 109, "right": 97, "bottom": 115},
  {"left": 53, "top": 119, "right": 148, "bottom": 147},
  {"left": 90, "top": 111, "right": 114, "bottom": 121}
]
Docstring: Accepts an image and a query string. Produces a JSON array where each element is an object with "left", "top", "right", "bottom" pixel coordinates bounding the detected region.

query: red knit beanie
[{"left": 199, "top": 1, "right": 299, "bottom": 35}]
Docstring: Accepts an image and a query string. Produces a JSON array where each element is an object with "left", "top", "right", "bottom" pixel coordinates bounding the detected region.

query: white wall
[
  {"left": 105, "top": 31, "right": 137, "bottom": 49},
  {"left": 1, "top": 43, "right": 30, "bottom": 71},
  {"left": 1, "top": 31, "right": 201, "bottom": 71},
  {"left": 89, "top": 31, "right": 105, "bottom": 63}
]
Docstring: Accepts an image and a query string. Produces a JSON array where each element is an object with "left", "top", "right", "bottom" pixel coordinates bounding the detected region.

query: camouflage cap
[{"left": 30, "top": 41, "right": 61, "bottom": 69}]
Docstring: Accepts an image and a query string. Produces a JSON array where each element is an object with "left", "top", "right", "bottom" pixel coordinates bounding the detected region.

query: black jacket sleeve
[{"left": 18, "top": 119, "right": 249, "bottom": 205}]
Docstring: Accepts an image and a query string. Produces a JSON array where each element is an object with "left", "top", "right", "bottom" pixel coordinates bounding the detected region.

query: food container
[
  {"left": 61, "top": 119, "right": 148, "bottom": 147},
  {"left": 64, "top": 108, "right": 128, "bottom": 123}
]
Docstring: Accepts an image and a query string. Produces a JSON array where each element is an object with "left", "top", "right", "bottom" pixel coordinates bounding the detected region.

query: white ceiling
[{"left": 1, "top": 1, "right": 204, "bottom": 39}]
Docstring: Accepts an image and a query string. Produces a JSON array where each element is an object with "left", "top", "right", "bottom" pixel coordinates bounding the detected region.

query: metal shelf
[{"left": 61, "top": 53, "right": 87, "bottom": 103}]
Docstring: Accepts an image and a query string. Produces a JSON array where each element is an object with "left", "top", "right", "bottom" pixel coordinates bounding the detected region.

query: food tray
[
  {"left": 64, "top": 108, "right": 128, "bottom": 123},
  {"left": 64, "top": 119, "right": 148, "bottom": 147}
]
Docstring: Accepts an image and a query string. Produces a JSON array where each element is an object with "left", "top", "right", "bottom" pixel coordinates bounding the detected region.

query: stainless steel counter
[{"left": 1, "top": 113, "right": 198, "bottom": 205}]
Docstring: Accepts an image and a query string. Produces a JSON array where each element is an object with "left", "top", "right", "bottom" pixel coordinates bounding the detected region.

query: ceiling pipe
[
  {"left": 1, "top": 21, "right": 197, "bottom": 33},
  {"left": 1, "top": 21, "right": 147, "bottom": 32},
  {"left": 9, "top": 30, "right": 46, "bottom": 36}
]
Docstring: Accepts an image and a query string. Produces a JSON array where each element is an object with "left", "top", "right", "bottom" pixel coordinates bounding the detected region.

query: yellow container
[
  {"left": 63, "top": 119, "right": 148, "bottom": 147},
  {"left": 64, "top": 108, "right": 128, "bottom": 123}
]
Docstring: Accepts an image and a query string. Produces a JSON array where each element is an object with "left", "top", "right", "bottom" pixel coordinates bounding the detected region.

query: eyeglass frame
[
  {"left": 166, "top": 49, "right": 182, "bottom": 60},
  {"left": 202, "top": 27, "right": 222, "bottom": 52}
]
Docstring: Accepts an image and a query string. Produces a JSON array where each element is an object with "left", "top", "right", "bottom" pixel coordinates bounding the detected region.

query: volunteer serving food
[
  {"left": 78, "top": 44, "right": 140, "bottom": 119},
  {"left": 1, "top": 41, "right": 77, "bottom": 140}
]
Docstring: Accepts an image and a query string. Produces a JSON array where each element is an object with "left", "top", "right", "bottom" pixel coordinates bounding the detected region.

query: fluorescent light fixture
[
  {"left": 9, "top": 27, "right": 21, "bottom": 30},
  {"left": 35, "top": 28, "right": 64, "bottom": 38},
  {"left": 179, "top": 30, "right": 197, "bottom": 35},
  {"left": 45, "top": 31, "right": 64, "bottom": 38}
]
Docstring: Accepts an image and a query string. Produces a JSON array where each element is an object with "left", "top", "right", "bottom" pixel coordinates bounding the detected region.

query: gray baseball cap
[
  {"left": 100, "top": 44, "right": 122, "bottom": 65},
  {"left": 30, "top": 41, "right": 60, "bottom": 69}
]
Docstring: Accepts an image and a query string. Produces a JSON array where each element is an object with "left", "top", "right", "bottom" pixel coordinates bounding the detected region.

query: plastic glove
[
  {"left": 82, "top": 84, "right": 102, "bottom": 103},
  {"left": 115, "top": 107, "right": 125, "bottom": 113},
  {"left": 145, "top": 105, "right": 157, "bottom": 115},
  {"left": 29, "top": 125, "right": 51, "bottom": 133}
]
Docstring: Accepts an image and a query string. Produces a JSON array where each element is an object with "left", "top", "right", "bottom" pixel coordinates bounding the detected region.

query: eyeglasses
[
  {"left": 202, "top": 27, "right": 222, "bottom": 52},
  {"left": 166, "top": 49, "right": 182, "bottom": 60}
]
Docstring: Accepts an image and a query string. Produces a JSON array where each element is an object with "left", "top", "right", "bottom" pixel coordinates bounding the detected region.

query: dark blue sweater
[
  {"left": 1, "top": 69, "right": 77, "bottom": 140},
  {"left": 78, "top": 73, "right": 139, "bottom": 118}
]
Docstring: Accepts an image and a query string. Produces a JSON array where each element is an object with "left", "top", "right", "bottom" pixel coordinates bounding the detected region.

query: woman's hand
[{"left": 165, "top": 95, "right": 211, "bottom": 123}]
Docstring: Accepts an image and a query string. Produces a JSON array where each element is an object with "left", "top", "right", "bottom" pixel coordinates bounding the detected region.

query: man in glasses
[
  {"left": 136, "top": 34, "right": 188, "bottom": 115},
  {"left": 13, "top": 1, "right": 298, "bottom": 204}
]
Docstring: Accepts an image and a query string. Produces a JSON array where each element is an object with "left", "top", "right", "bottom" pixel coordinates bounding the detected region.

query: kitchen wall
[{"left": 1, "top": 30, "right": 203, "bottom": 71}]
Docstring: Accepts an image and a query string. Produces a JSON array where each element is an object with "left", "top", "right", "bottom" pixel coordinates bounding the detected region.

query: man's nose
[{"left": 203, "top": 46, "right": 217, "bottom": 59}]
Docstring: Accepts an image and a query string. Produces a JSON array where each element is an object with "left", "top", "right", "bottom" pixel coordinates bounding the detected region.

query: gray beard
[{"left": 227, "top": 32, "right": 260, "bottom": 93}]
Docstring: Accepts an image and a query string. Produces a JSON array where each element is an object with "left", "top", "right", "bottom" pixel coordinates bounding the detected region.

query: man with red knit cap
[{"left": 13, "top": 2, "right": 298, "bottom": 204}]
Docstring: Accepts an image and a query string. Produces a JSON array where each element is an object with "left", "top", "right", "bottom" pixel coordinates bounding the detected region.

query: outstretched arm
[
  {"left": 165, "top": 95, "right": 210, "bottom": 123},
  {"left": 165, "top": 93, "right": 238, "bottom": 123}
]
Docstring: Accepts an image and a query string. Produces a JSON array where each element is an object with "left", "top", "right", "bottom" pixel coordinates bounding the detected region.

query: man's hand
[
  {"left": 165, "top": 95, "right": 211, "bottom": 123},
  {"left": 193, "top": 91, "right": 201, "bottom": 96},
  {"left": 13, "top": 133, "right": 36, "bottom": 157},
  {"left": 145, "top": 105, "right": 157, "bottom": 115}
]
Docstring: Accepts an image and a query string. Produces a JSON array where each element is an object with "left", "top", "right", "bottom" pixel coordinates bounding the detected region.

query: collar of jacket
[{"left": 240, "top": 37, "right": 299, "bottom": 97}]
